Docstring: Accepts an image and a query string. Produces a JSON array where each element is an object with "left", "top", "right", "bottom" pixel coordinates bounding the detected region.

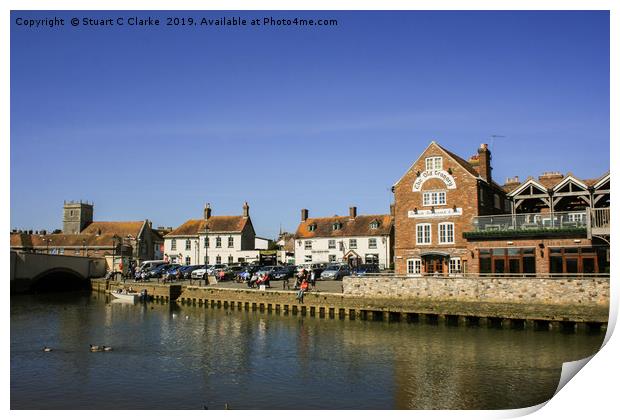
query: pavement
[{"left": 116, "top": 277, "right": 345, "bottom": 294}]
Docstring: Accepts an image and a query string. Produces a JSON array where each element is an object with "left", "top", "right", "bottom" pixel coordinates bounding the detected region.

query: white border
[{"left": 3, "top": 2, "right": 617, "bottom": 420}]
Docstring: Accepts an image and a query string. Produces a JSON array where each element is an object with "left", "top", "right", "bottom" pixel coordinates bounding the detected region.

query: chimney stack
[
  {"left": 477, "top": 143, "right": 492, "bottom": 183},
  {"left": 243, "top": 201, "right": 250, "bottom": 218},
  {"left": 204, "top": 203, "right": 212, "bottom": 220},
  {"left": 349, "top": 206, "right": 357, "bottom": 219},
  {"left": 390, "top": 203, "right": 395, "bottom": 216},
  {"left": 301, "top": 209, "right": 309, "bottom": 222}
]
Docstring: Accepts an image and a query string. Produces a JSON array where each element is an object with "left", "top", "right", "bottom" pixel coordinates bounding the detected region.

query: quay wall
[
  {"left": 342, "top": 275, "right": 610, "bottom": 306},
  {"left": 91, "top": 278, "right": 609, "bottom": 325}
]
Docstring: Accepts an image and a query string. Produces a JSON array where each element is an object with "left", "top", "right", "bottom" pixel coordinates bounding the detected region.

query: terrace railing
[
  {"left": 470, "top": 210, "right": 587, "bottom": 233},
  {"left": 588, "top": 207, "right": 610, "bottom": 238}
]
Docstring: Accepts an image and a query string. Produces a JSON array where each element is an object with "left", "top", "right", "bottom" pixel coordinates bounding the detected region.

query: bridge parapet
[{"left": 10, "top": 251, "right": 107, "bottom": 293}]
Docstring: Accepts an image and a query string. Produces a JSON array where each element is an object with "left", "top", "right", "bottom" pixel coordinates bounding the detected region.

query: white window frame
[
  {"left": 438, "top": 222, "right": 455, "bottom": 244},
  {"left": 228, "top": 236, "right": 234, "bottom": 248},
  {"left": 349, "top": 239, "right": 357, "bottom": 249},
  {"left": 185, "top": 256, "right": 191, "bottom": 265},
  {"left": 216, "top": 237, "right": 222, "bottom": 248},
  {"left": 407, "top": 258, "right": 422, "bottom": 275},
  {"left": 185, "top": 239, "right": 191, "bottom": 251},
  {"left": 304, "top": 255, "right": 312, "bottom": 263},
  {"left": 328, "top": 254, "right": 336, "bottom": 263},
  {"left": 216, "top": 255, "right": 221, "bottom": 264},
  {"left": 328, "top": 239, "right": 336, "bottom": 249},
  {"left": 228, "top": 255, "right": 234, "bottom": 264},
  {"left": 368, "top": 238, "right": 377, "bottom": 249},
  {"left": 416, "top": 223, "right": 432, "bottom": 245},
  {"left": 425, "top": 156, "right": 443, "bottom": 171},
  {"left": 304, "top": 240, "right": 312, "bottom": 250},
  {"left": 449, "top": 257, "right": 462, "bottom": 274},
  {"left": 422, "top": 190, "right": 446, "bottom": 206},
  {"left": 171, "top": 239, "right": 177, "bottom": 251}
]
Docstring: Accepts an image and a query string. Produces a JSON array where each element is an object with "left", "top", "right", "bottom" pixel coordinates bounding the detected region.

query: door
[{"left": 423, "top": 255, "right": 447, "bottom": 275}]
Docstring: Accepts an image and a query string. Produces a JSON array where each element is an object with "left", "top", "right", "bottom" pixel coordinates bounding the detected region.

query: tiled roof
[
  {"left": 295, "top": 214, "right": 393, "bottom": 239},
  {"left": 81, "top": 221, "right": 144, "bottom": 237},
  {"left": 166, "top": 216, "right": 249, "bottom": 236},
  {"left": 435, "top": 143, "right": 480, "bottom": 178},
  {"left": 504, "top": 172, "right": 610, "bottom": 194},
  {"left": 11, "top": 233, "right": 118, "bottom": 248}
]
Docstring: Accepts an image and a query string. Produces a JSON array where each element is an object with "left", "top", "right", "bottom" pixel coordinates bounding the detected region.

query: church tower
[{"left": 62, "top": 200, "right": 94, "bottom": 234}]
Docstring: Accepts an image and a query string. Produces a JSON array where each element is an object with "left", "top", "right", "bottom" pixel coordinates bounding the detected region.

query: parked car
[
  {"left": 206, "top": 264, "right": 227, "bottom": 275},
  {"left": 352, "top": 264, "right": 380, "bottom": 276},
  {"left": 179, "top": 265, "right": 202, "bottom": 279},
  {"left": 138, "top": 260, "right": 166, "bottom": 272},
  {"left": 272, "top": 265, "right": 296, "bottom": 280},
  {"left": 191, "top": 265, "right": 209, "bottom": 280},
  {"left": 320, "top": 264, "right": 351, "bottom": 280},
  {"left": 146, "top": 264, "right": 173, "bottom": 279},
  {"left": 162, "top": 264, "right": 183, "bottom": 281}
]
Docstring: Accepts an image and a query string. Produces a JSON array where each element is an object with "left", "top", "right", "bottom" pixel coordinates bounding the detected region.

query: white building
[
  {"left": 163, "top": 202, "right": 260, "bottom": 265},
  {"left": 294, "top": 207, "right": 394, "bottom": 269}
]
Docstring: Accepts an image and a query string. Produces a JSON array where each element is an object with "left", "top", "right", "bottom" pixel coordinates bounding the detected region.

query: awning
[{"left": 419, "top": 251, "right": 450, "bottom": 257}]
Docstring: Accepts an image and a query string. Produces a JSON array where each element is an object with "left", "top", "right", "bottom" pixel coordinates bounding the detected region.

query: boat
[{"left": 110, "top": 290, "right": 141, "bottom": 303}]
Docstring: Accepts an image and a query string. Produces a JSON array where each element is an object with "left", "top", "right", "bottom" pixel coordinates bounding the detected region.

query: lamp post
[
  {"left": 204, "top": 226, "right": 209, "bottom": 286},
  {"left": 82, "top": 239, "right": 86, "bottom": 257},
  {"left": 112, "top": 234, "right": 120, "bottom": 281},
  {"left": 46, "top": 238, "right": 52, "bottom": 255}
]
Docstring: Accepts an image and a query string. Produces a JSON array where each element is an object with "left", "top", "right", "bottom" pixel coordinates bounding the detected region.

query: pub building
[{"left": 392, "top": 141, "right": 610, "bottom": 276}]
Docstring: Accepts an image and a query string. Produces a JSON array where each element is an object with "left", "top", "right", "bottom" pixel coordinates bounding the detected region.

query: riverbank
[{"left": 92, "top": 277, "right": 609, "bottom": 333}]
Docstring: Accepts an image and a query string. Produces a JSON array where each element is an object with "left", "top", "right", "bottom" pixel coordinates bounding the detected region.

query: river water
[{"left": 11, "top": 292, "right": 604, "bottom": 410}]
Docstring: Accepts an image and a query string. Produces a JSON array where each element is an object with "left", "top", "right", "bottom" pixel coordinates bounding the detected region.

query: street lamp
[
  {"left": 204, "top": 226, "right": 209, "bottom": 286},
  {"left": 112, "top": 234, "right": 120, "bottom": 281}
]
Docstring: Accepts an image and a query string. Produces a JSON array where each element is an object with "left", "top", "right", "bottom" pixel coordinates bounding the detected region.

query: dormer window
[
  {"left": 308, "top": 224, "right": 317, "bottom": 232},
  {"left": 370, "top": 221, "right": 380, "bottom": 229},
  {"left": 332, "top": 222, "right": 342, "bottom": 231},
  {"left": 425, "top": 156, "right": 443, "bottom": 171}
]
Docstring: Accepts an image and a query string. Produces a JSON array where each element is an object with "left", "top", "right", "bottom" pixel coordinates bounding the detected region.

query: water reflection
[{"left": 11, "top": 293, "right": 604, "bottom": 409}]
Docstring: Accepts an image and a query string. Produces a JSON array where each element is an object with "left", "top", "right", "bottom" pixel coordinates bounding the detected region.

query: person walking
[{"left": 310, "top": 269, "right": 316, "bottom": 287}]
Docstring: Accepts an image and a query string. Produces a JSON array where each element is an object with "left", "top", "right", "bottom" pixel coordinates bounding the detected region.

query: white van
[{"left": 139, "top": 260, "right": 166, "bottom": 272}]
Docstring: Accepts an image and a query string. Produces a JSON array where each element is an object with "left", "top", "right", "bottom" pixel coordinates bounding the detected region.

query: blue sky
[{"left": 10, "top": 10, "right": 609, "bottom": 238}]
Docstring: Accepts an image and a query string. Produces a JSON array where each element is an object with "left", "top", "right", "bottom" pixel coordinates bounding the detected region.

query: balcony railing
[
  {"left": 589, "top": 207, "right": 610, "bottom": 237},
  {"left": 470, "top": 211, "right": 587, "bottom": 233}
]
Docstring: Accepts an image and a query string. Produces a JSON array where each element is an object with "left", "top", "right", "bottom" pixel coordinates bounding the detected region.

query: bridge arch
[{"left": 30, "top": 267, "right": 91, "bottom": 293}]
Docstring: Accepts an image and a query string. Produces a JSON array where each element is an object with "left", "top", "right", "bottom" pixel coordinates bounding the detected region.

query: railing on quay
[
  {"left": 350, "top": 272, "right": 610, "bottom": 280},
  {"left": 470, "top": 210, "right": 587, "bottom": 232}
]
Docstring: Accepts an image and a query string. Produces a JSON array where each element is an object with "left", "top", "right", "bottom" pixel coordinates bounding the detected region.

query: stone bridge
[{"left": 10, "top": 251, "right": 107, "bottom": 293}]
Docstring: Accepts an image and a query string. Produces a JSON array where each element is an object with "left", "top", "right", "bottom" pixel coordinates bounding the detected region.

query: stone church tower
[{"left": 62, "top": 201, "right": 94, "bottom": 234}]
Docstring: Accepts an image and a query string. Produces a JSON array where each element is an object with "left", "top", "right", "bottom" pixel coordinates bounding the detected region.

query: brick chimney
[
  {"left": 538, "top": 171, "right": 564, "bottom": 185},
  {"left": 301, "top": 209, "right": 309, "bottom": 222},
  {"left": 503, "top": 176, "right": 520, "bottom": 190},
  {"left": 477, "top": 143, "right": 492, "bottom": 183},
  {"left": 349, "top": 206, "right": 357, "bottom": 219},
  {"left": 204, "top": 203, "right": 212, "bottom": 220},
  {"left": 242, "top": 201, "right": 250, "bottom": 218}
]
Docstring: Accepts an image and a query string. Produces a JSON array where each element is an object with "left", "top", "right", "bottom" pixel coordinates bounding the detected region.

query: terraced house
[
  {"left": 163, "top": 202, "right": 262, "bottom": 265},
  {"left": 294, "top": 206, "right": 394, "bottom": 269},
  {"left": 392, "top": 141, "right": 609, "bottom": 276}
]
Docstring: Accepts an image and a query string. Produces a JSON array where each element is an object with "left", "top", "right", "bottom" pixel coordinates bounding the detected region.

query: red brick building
[{"left": 393, "top": 141, "right": 609, "bottom": 275}]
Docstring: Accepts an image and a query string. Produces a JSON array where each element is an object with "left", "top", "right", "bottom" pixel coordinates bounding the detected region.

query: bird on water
[
  {"left": 42, "top": 346, "right": 52, "bottom": 352},
  {"left": 89, "top": 344, "right": 103, "bottom": 352}
]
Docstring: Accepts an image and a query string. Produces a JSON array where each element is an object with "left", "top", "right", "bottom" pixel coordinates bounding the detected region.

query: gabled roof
[
  {"left": 81, "top": 221, "right": 145, "bottom": 237},
  {"left": 507, "top": 177, "right": 549, "bottom": 196},
  {"left": 393, "top": 141, "right": 480, "bottom": 187},
  {"left": 295, "top": 214, "right": 393, "bottom": 239},
  {"left": 592, "top": 172, "right": 610, "bottom": 189},
  {"left": 553, "top": 174, "right": 588, "bottom": 192},
  {"left": 165, "top": 216, "right": 249, "bottom": 237}
]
